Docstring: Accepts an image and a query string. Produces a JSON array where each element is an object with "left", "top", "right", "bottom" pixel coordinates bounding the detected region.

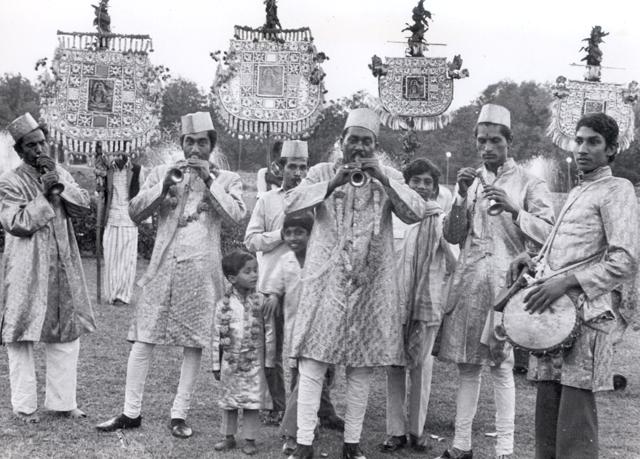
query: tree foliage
[{"left": 0, "top": 74, "right": 41, "bottom": 128}]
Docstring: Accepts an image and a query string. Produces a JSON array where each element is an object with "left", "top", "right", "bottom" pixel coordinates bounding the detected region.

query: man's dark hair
[
  {"left": 222, "top": 250, "right": 256, "bottom": 278},
  {"left": 283, "top": 211, "right": 314, "bottom": 234},
  {"left": 474, "top": 122, "right": 513, "bottom": 143},
  {"left": 179, "top": 129, "right": 217, "bottom": 152},
  {"left": 402, "top": 157, "right": 441, "bottom": 199},
  {"left": 576, "top": 113, "right": 619, "bottom": 154},
  {"left": 14, "top": 123, "right": 49, "bottom": 155}
]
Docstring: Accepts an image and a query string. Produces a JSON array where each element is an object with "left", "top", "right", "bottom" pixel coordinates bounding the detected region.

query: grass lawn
[{"left": 1, "top": 257, "right": 640, "bottom": 458}]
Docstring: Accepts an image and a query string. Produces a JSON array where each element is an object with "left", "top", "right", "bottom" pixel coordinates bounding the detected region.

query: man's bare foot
[{"left": 13, "top": 411, "right": 40, "bottom": 424}]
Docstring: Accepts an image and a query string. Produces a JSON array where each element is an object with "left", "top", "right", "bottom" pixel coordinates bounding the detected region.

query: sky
[{"left": 1, "top": 0, "right": 640, "bottom": 110}]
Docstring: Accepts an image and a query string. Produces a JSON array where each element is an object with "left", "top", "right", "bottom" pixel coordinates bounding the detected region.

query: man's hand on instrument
[
  {"left": 483, "top": 185, "right": 521, "bottom": 218},
  {"left": 507, "top": 252, "right": 534, "bottom": 287},
  {"left": 524, "top": 275, "right": 578, "bottom": 314},
  {"left": 187, "top": 157, "right": 211, "bottom": 183},
  {"left": 36, "top": 156, "right": 56, "bottom": 173},
  {"left": 456, "top": 167, "right": 476, "bottom": 197},
  {"left": 41, "top": 171, "right": 61, "bottom": 196},
  {"left": 327, "top": 165, "right": 352, "bottom": 194},
  {"left": 263, "top": 294, "right": 280, "bottom": 321},
  {"left": 360, "top": 158, "right": 389, "bottom": 186}
]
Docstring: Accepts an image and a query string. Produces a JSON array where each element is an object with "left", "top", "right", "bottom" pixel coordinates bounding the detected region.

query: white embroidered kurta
[
  {"left": 0, "top": 163, "right": 95, "bottom": 344},
  {"left": 127, "top": 165, "right": 246, "bottom": 347},
  {"left": 284, "top": 162, "right": 428, "bottom": 366},
  {"left": 212, "top": 291, "right": 276, "bottom": 410},
  {"left": 528, "top": 166, "right": 639, "bottom": 391},
  {"left": 439, "top": 158, "right": 555, "bottom": 365},
  {"left": 244, "top": 187, "right": 290, "bottom": 292}
]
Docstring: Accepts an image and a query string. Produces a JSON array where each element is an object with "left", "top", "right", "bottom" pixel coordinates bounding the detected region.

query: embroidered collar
[
  {"left": 482, "top": 157, "right": 515, "bottom": 180},
  {"left": 578, "top": 166, "right": 612, "bottom": 183}
]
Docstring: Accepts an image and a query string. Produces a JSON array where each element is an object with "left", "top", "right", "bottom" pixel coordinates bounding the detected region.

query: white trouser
[
  {"left": 6, "top": 339, "right": 80, "bottom": 414},
  {"left": 103, "top": 224, "right": 138, "bottom": 303},
  {"left": 297, "top": 358, "right": 373, "bottom": 445},
  {"left": 386, "top": 325, "right": 438, "bottom": 437},
  {"left": 452, "top": 354, "right": 515, "bottom": 456},
  {"left": 123, "top": 342, "right": 202, "bottom": 420}
]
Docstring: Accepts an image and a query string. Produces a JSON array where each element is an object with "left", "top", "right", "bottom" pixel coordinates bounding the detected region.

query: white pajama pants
[
  {"left": 6, "top": 339, "right": 80, "bottom": 414},
  {"left": 452, "top": 354, "right": 515, "bottom": 456},
  {"left": 386, "top": 325, "right": 438, "bottom": 438},
  {"left": 123, "top": 342, "right": 202, "bottom": 420},
  {"left": 103, "top": 224, "right": 138, "bottom": 304},
  {"left": 297, "top": 358, "right": 373, "bottom": 445}
]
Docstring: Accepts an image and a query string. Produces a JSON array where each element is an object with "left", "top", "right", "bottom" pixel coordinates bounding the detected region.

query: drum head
[{"left": 502, "top": 287, "right": 578, "bottom": 353}]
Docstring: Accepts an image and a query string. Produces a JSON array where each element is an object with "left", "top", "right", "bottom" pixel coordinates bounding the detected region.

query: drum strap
[{"left": 534, "top": 175, "right": 612, "bottom": 271}]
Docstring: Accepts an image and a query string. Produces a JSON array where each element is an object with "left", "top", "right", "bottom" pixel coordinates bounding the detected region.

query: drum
[{"left": 501, "top": 285, "right": 580, "bottom": 355}]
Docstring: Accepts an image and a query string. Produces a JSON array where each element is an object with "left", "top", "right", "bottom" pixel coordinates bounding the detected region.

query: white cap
[
  {"left": 344, "top": 108, "right": 380, "bottom": 137},
  {"left": 477, "top": 104, "right": 511, "bottom": 129},
  {"left": 7, "top": 113, "right": 39, "bottom": 142},
  {"left": 281, "top": 140, "right": 309, "bottom": 159},
  {"left": 181, "top": 111, "right": 214, "bottom": 135}
]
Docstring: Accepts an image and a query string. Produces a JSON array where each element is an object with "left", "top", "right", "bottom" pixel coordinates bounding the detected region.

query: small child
[
  {"left": 263, "top": 212, "right": 343, "bottom": 456},
  {"left": 212, "top": 250, "right": 276, "bottom": 456}
]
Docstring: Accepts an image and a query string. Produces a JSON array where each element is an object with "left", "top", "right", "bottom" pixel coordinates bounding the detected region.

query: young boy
[
  {"left": 212, "top": 251, "right": 276, "bottom": 456},
  {"left": 380, "top": 158, "right": 457, "bottom": 453},
  {"left": 263, "top": 212, "right": 342, "bottom": 456}
]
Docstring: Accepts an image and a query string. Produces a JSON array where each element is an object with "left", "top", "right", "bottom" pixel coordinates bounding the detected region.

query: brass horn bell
[
  {"left": 349, "top": 169, "right": 370, "bottom": 188},
  {"left": 168, "top": 168, "right": 184, "bottom": 184}
]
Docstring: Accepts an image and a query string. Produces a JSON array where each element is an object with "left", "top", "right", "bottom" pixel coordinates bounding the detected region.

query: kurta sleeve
[
  {"left": 128, "top": 166, "right": 166, "bottom": 224},
  {"left": 207, "top": 172, "right": 247, "bottom": 224},
  {"left": 262, "top": 257, "right": 286, "bottom": 296},
  {"left": 574, "top": 181, "right": 639, "bottom": 300},
  {"left": 244, "top": 195, "right": 283, "bottom": 253},
  {"left": 58, "top": 167, "right": 90, "bottom": 218},
  {"left": 514, "top": 178, "right": 555, "bottom": 246},
  {"left": 385, "top": 174, "right": 428, "bottom": 224},
  {"left": 212, "top": 299, "right": 223, "bottom": 372},
  {"left": 0, "top": 180, "right": 56, "bottom": 237},
  {"left": 264, "top": 313, "right": 277, "bottom": 369},
  {"left": 284, "top": 165, "right": 329, "bottom": 214}
]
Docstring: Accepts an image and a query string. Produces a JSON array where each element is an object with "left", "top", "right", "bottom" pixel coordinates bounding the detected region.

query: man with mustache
[
  {"left": 245, "top": 140, "right": 342, "bottom": 429},
  {"left": 284, "top": 108, "right": 429, "bottom": 459},
  {"left": 97, "top": 111, "right": 246, "bottom": 438},
  {"left": 0, "top": 113, "right": 95, "bottom": 423},
  {"left": 436, "top": 104, "right": 555, "bottom": 459}
]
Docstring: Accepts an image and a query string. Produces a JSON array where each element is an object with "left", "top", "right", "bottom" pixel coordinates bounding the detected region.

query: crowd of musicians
[{"left": 0, "top": 104, "right": 637, "bottom": 459}]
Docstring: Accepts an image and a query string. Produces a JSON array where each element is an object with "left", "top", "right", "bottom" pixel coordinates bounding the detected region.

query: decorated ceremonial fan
[
  {"left": 211, "top": 0, "right": 327, "bottom": 139},
  {"left": 368, "top": 1, "right": 469, "bottom": 131},
  {"left": 38, "top": 0, "right": 165, "bottom": 162},
  {"left": 548, "top": 26, "right": 639, "bottom": 151}
]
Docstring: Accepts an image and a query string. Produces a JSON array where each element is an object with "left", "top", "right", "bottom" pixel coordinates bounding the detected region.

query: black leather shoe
[
  {"left": 409, "top": 434, "right": 426, "bottom": 452},
  {"left": 379, "top": 435, "right": 407, "bottom": 452},
  {"left": 287, "top": 444, "right": 314, "bottom": 459},
  {"left": 343, "top": 442, "right": 366, "bottom": 459},
  {"left": 435, "top": 448, "right": 473, "bottom": 459},
  {"left": 319, "top": 415, "right": 345, "bottom": 431},
  {"left": 96, "top": 413, "right": 142, "bottom": 431},
  {"left": 170, "top": 418, "right": 193, "bottom": 438}
]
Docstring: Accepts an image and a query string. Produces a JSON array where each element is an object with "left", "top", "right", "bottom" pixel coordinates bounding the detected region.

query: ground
[{"left": 1, "top": 258, "right": 639, "bottom": 459}]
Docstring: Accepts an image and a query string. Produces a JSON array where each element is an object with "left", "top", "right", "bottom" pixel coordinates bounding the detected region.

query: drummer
[
  {"left": 508, "top": 112, "right": 639, "bottom": 459},
  {"left": 435, "top": 104, "right": 555, "bottom": 459}
]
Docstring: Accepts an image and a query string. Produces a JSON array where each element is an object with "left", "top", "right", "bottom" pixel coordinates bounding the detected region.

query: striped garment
[{"left": 103, "top": 169, "right": 138, "bottom": 304}]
